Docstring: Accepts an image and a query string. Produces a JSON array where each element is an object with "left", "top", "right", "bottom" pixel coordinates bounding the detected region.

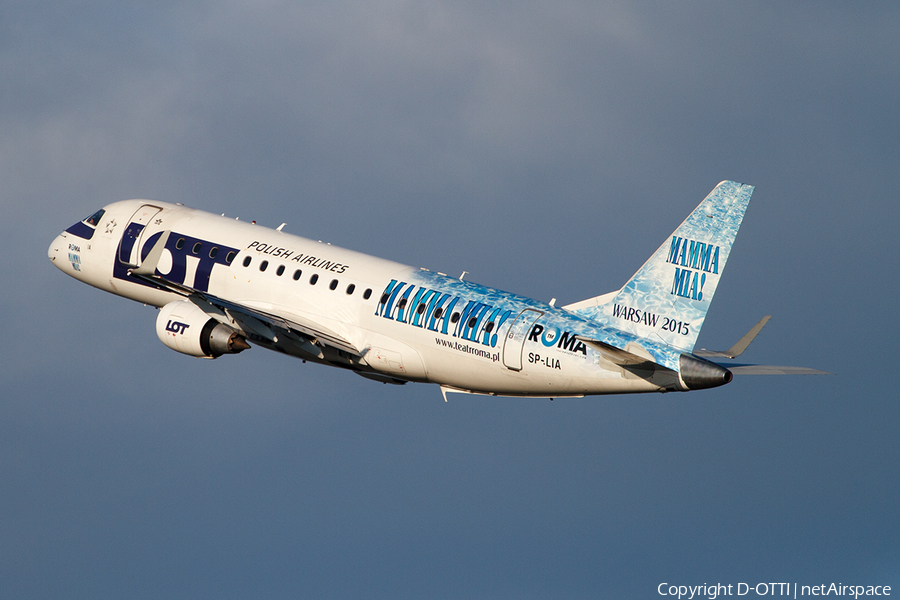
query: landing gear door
[
  {"left": 118, "top": 204, "right": 162, "bottom": 265},
  {"left": 502, "top": 309, "right": 543, "bottom": 371}
]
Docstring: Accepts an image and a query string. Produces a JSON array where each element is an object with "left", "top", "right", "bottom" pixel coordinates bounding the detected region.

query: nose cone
[{"left": 48, "top": 234, "right": 67, "bottom": 270}]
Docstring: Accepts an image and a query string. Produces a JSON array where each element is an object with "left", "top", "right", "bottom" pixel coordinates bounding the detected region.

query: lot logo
[
  {"left": 113, "top": 225, "right": 239, "bottom": 293},
  {"left": 165, "top": 320, "right": 190, "bottom": 335}
]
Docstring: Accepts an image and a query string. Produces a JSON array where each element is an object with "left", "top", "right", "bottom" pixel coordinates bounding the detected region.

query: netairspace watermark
[{"left": 658, "top": 583, "right": 891, "bottom": 599}]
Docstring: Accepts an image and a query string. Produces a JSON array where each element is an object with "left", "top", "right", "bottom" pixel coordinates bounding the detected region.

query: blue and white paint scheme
[{"left": 48, "top": 181, "right": 827, "bottom": 399}]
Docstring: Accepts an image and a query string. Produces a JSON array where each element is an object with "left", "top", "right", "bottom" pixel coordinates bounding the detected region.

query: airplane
[{"left": 47, "top": 180, "right": 827, "bottom": 400}]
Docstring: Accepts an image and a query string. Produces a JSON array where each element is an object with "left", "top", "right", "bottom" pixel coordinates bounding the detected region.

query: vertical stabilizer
[{"left": 565, "top": 181, "right": 753, "bottom": 352}]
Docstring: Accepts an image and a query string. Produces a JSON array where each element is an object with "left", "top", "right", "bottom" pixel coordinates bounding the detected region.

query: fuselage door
[
  {"left": 118, "top": 204, "right": 162, "bottom": 265},
  {"left": 502, "top": 309, "right": 543, "bottom": 371}
]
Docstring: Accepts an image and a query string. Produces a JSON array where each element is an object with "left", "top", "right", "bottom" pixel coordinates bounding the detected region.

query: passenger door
[
  {"left": 502, "top": 309, "right": 543, "bottom": 371},
  {"left": 118, "top": 204, "right": 162, "bottom": 265}
]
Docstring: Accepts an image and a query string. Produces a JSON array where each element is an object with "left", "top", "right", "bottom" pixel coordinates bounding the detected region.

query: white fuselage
[{"left": 49, "top": 199, "right": 687, "bottom": 397}]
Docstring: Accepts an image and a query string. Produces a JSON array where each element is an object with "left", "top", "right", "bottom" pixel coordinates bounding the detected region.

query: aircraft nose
[{"left": 48, "top": 234, "right": 65, "bottom": 267}]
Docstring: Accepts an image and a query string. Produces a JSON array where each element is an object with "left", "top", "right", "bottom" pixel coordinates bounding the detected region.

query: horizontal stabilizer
[
  {"left": 726, "top": 365, "right": 832, "bottom": 375},
  {"left": 575, "top": 336, "right": 658, "bottom": 367}
]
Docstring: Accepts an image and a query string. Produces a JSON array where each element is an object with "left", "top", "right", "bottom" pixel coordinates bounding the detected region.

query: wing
[{"left": 128, "top": 231, "right": 360, "bottom": 359}]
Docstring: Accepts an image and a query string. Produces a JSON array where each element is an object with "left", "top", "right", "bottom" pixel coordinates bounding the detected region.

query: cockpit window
[
  {"left": 67, "top": 208, "right": 105, "bottom": 240},
  {"left": 83, "top": 209, "right": 105, "bottom": 227}
]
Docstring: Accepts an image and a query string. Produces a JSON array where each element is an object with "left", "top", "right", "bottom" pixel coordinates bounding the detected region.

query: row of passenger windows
[
  {"left": 376, "top": 294, "right": 495, "bottom": 332},
  {"left": 173, "top": 242, "right": 486, "bottom": 330},
  {"left": 240, "top": 256, "right": 373, "bottom": 299},
  {"left": 236, "top": 253, "right": 491, "bottom": 331},
  {"left": 170, "top": 239, "right": 379, "bottom": 302},
  {"left": 173, "top": 238, "right": 237, "bottom": 264}
]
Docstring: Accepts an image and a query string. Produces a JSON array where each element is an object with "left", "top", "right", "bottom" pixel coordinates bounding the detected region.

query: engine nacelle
[{"left": 156, "top": 301, "right": 250, "bottom": 358}]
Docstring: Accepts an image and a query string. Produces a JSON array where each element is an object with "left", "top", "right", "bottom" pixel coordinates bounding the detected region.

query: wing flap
[{"left": 212, "top": 297, "right": 359, "bottom": 356}]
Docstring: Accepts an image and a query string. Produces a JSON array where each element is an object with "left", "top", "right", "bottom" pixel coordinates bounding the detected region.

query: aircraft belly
[
  {"left": 361, "top": 333, "right": 428, "bottom": 382},
  {"left": 419, "top": 341, "right": 668, "bottom": 396}
]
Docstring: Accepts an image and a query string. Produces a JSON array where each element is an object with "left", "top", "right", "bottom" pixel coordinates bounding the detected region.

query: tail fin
[{"left": 564, "top": 181, "right": 753, "bottom": 352}]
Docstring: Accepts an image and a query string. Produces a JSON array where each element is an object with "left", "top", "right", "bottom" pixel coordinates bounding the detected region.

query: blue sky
[{"left": 2, "top": 2, "right": 898, "bottom": 598}]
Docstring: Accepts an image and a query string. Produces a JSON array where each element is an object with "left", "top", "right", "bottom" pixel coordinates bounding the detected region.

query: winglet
[{"left": 130, "top": 230, "right": 170, "bottom": 276}]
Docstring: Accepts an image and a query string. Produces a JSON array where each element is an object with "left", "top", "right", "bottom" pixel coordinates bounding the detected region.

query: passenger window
[
  {"left": 309, "top": 274, "right": 319, "bottom": 285},
  {"left": 346, "top": 284, "right": 356, "bottom": 295},
  {"left": 175, "top": 238, "right": 186, "bottom": 250},
  {"left": 226, "top": 251, "right": 236, "bottom": 264},
  {"left": 485, "top": 322, "right": 495, "bottom": 333},
  {"left": 260, "top": 260, "right": 268, "bottom": 272},
  {"left": 329, "top": 279, "right": 338, "bottom": 290},
  {"left": 433, "top": 307, "right": 443, "bottom": 319},
  {"left": 243, "top": 256, "right": 252, "bottom": 267},
  {"left": 363, "top": 289, "right": 372, "bottom": 300},
  {"left": 417, "top": 304, "right": 426, "bottom": 314},
  {"left": 276, "top": 265, "right": 285, "bottom": 276},
  {"left": 451, "top": 313, "right": 460, "bottom": 323},
  {"left": 293, "top": 269, "right": 302, "bottom": 281},
  {"left": 209, "top": 247, "right": 219, "bottom": 259},
  {"left": 467, "top": 317, "right": 477, "bottom": 328},
  {"left": 380, "top": 293, "right": 390, "bottom": 304},
  {"left": 398, "top": 298, "right": 407, "bottom": 309},
  {"left": 192, "top": 242, "right": 202, "bottom": 255}
]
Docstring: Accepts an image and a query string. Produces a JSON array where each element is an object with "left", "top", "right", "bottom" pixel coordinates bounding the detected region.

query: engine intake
[{"left": 156, "top": 301, "right": 250, "bottom": 358}]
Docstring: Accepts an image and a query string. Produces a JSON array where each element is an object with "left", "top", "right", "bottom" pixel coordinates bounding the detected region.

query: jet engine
[{"left": 156, "top": 300, "right": 250, "bottom": 358}]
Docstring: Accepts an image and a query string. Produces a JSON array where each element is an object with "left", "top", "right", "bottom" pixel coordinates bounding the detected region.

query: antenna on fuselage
[{"left": 459, "top": 271, "right": 467, "bottom": 281}]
